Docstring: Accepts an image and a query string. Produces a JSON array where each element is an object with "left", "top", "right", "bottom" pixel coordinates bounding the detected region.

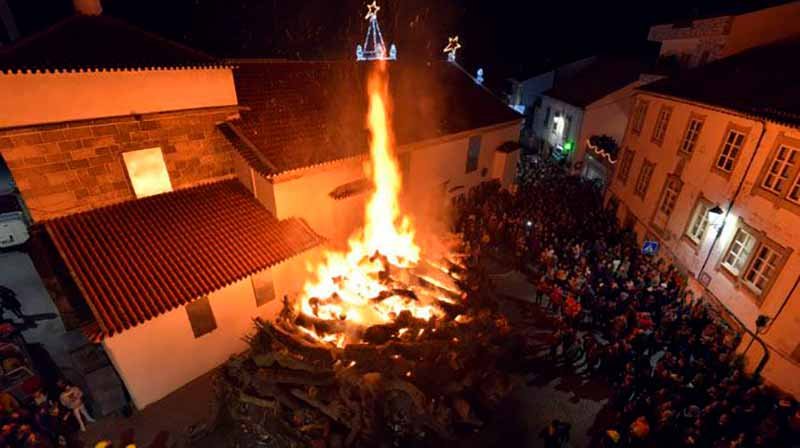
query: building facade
[
  {"left": 0, "top": 15, "right": 522, "bottom": 410},
  {"left": 648, "top": 1, "right": 800, "bottom": 71},
  {"left": 607, "top": 38, "right": 800, "bottom": 396},
  {"left": 530, "top": 57, "right": 646, "bottom": 189}
]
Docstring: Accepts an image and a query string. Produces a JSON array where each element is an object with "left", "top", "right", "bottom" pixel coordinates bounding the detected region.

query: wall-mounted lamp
[{"left": 708, "top": 205, "right": 725, "bottom": 228}]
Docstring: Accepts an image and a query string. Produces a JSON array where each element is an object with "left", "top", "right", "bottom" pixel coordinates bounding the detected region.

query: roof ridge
[{"left": 44, "top": 177, "right": 240, "bottom": 222}]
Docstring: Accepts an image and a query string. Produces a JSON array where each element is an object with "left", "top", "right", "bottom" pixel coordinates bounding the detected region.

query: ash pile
[{"left": 214, "top": 255, "right": 518, "bottom": 447}]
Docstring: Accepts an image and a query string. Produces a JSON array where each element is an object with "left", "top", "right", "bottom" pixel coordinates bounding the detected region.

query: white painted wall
[
  {"left": 272, "top": 158, "right": 368, "bottom": 244},
  {"left": 102, "top": 249, "right": 317, "bottom": 409},
  {"left": 269, "top": 123, "right": 521, "bottom": 245},
  {"left": 608, "top": 91, "right": 800, "bottom": 396},
  {"left": 0, "top": 68, "right": 238, "bottom": 129},
  {"left": 574, "top": 80, "right": 643, "bottom": 177}
]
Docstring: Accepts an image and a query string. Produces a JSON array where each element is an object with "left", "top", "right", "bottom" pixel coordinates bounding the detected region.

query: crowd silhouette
[{"left": 453, "top": 160, "right": 800, "bottom": 447}]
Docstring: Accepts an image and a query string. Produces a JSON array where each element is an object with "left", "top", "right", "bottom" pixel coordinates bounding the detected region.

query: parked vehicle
[{"left": 0, "top": 194, "right": 29, "bottom": 249}]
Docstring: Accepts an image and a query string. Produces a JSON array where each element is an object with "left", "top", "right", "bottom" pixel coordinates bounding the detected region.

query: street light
[{"left": 708, "top": 205, "right": 725, "bottom": 228}]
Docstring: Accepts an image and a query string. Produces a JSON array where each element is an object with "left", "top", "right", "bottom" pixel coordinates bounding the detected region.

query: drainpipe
[
  {"left": 761, "top": 275, "right": 800, "bottom": 335},
  {"left": 698, "top": 118, "right": 766, "bottom": 277}
]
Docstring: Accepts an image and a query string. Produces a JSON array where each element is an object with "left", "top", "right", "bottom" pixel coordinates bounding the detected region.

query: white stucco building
[
  {"left": 529, "top": 57, "right": 646, "bottom": 189},
  {"left": 221, "top": 60, "right": 523, "bottom": 244},
  {"left": 607, "top": 38, "right": 800, "bottom": 396},
  {"left": 0, "top": 11, "right": 522, "bottom": 411}
]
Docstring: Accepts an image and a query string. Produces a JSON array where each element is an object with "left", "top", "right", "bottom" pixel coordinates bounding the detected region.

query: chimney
[
  {"left": 0, "top": 0, "right": 19, "bottom": 42},
  {"left": 73, "top": 0, "right": 103, "bottom": 16}
]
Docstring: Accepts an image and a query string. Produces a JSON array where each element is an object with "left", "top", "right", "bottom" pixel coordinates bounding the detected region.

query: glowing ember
[{"left": 296, "top": 61, "right": 450, "bottom": 346}]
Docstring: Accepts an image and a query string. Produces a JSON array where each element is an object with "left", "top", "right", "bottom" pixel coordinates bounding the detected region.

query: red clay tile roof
[
  {"left": 44, "top": 179, "right": 323, "bottom": 337},
  {"left": 228, "top": 60, "right": 521, "bottom": 175},
  {"left": 0, "top": 15, "right": 220, "bottom": 71}
]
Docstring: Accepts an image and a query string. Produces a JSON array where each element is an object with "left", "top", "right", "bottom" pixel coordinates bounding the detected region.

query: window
[
  {"left": 465, "top": 135, "right": 481, "bottom": 173},
  {"left": 720, "top": 222, "right": 788, "bottom": 300},
  {"left": 722, "top": 228, "right": 756, "bottom": 275},
  {"left": 715, "top": 129, "right": 747, "bottom": 173},
  {"left": 685, "top": 200, "right": 711, "bottom": 244},
  {"left": 680, "top": 117, "right": 704, "bottom": 154},
  {"left": 634, "top": 160, "right": 655, "bottom": 199},
  {"left": 186, "top": 296, "right": 217, "bottom": 338},
  {"left": 651, "top": 106, "right": 672, "bottom": 145},
  {"left": 631, "top": 100, "right": 649, "bottom": 135},
  {"left": 617, "top": 149, "right": 634, "bottom": 184},
  {"left": 653, "top": 177, "right": 681, "bottom": 229},
  {"left": 251, "top": 269, "right": 276, "bottom": 307},
  {"left": 564, "top": 115, "right": 572, "bottom": 141},
  {"left": 122, "top": 147, "right": 173, "bottom": 198},
  {"left": 762, "top": 145, "right": 800, "bottom": 195},
  {"left": 744, "top": 245, "right": 780, "bottom": 294},
  {"left": 543, "top": 107, "right": 551, "bottom": 126}
]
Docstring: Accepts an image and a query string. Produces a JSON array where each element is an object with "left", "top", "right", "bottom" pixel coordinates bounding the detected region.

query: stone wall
[{"left": 0, "top": 106, "right": 239, "bottom": 221}]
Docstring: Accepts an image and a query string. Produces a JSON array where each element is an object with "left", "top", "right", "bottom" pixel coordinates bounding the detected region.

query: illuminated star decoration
[
  {"left": 357, "top": 1, "right": 396, "bottom": 61},
  {"left": 443, "top": 36, "right": 461, "bottom": 62},
  {"left": 364, "top": 1, "right": 380, "bottom": 20}
]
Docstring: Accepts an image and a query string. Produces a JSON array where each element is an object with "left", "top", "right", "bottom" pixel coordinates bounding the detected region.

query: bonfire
[{"left": 213, "top": 61, "right": 516, "bottom": 448}]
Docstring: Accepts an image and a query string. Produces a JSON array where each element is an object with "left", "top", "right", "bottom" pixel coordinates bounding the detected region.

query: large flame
[{"left": 297, "top": 61, "right": 445, "bottom": 345}]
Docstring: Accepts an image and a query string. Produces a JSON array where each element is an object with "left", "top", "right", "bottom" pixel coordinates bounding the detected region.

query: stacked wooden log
[{"left": 214, "top": 260, "right": 518, "bottom": 447}]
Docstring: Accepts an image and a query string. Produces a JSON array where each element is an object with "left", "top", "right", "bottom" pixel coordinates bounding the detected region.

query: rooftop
[
  {"left": 543, "top": 57, "right": 647, "bottom": 108},
  {"left": 228, "top": 60, "right": 522, "bottom": 175},
  {"left": 639, "top": 38, "right": 800, "bottom": 127},
  {"left": 0, "top": 14, "right": 220, "bottom": 71},
  {"left": 44, "top": 179, "right": 323, "bottom": 337}
]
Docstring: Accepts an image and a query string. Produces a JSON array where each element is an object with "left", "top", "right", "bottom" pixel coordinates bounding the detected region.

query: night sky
[{"left": 5, "top": 0, "right": 795, "bottom": 80}]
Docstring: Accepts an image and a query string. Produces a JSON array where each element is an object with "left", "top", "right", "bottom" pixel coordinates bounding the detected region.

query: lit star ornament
[
  {"left": 364, "top": 1, "right": 380, "bottom": 20},
  {"left": 443, "top": 36, "right": 461, "bottom": 62}
]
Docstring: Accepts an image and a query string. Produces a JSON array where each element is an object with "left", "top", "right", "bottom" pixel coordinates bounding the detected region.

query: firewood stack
[{"left": 214, "top": 258, "right": 518, "bottom": 447}]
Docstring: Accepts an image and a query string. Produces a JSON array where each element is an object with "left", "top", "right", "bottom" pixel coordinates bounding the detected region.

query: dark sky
[{"left": 6, "top": 0, "right": 795, "bottom": 79}]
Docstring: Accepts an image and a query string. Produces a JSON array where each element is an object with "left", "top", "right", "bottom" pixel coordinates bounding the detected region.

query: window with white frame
[
  {"left": 631, "top": 100, "right": 649, "bottom": 135},
  {"left": 762, "top": 145, "right": 800, "bottom": 195},
  {"left": 653, "top": 177, "right": 681, "bottom": 229},
  {"left": 122, "top": 147, "right": 173, "bottom": 198},
  {"left": 720, "top": 222, "right": 787, "bottom": 299},
  {"left": 617, "top": 149, "right": 635, "bottom": 184},
  {"left": 634, "top": 160, "right": 655, "bottom": 199},
  {"left": 651, "top": 106, "right": 672, "bottom": 144},
  {"left": 744, "top": 245, "right": 780, "bottom": 294},
  {"left": 680, "top": 118, "right": 704, "bottom": 154},
  {"left": 721, "top": 228, "right": 756, "bottom": 275},
  {"left": 715, "top": 129, "right": 746, "bottom": 173},
  {"left": 789, "top": 175, "right": 800, "bottom": 204},
  {"left": 685, "top": 201, "right": 711, "bottom": 244}
]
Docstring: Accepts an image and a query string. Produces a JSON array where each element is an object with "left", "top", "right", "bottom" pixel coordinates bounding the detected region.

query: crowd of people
[
  {"left": 453, "top": 159, "right": 800, "bottom": 447},
  {"left": 0, "top": 292, "right": 95, "bottom": 448}
]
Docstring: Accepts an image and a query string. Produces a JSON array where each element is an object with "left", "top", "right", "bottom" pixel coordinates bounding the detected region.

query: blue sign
[{"left": 642, "top": 241, "right": 659, "bottom": 256}]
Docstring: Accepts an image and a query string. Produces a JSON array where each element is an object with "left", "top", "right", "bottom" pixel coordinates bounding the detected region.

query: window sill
[
  {"left": 681, "top": 234, "right": 702, "bottom": 254},
  {"left": 715, "top": 265, "right": 765, "bottom": 306},
  {"left": 711, "top": 166, "right": 734, "bottom": 180}
]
